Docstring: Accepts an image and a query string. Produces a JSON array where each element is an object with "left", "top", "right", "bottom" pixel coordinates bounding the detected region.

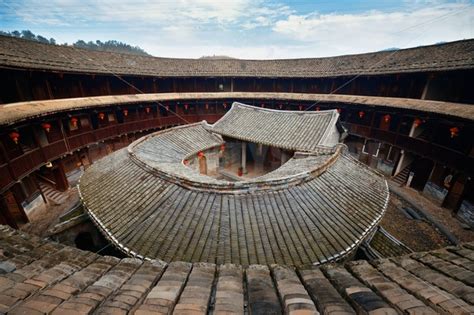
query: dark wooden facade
[{"left": 1, "top": 68, "right": 474, "bottom": 105}]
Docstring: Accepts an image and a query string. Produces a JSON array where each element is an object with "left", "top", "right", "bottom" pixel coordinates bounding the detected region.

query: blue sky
[{"left": 0, "top": 0, "right": 472, "bottom": 58}]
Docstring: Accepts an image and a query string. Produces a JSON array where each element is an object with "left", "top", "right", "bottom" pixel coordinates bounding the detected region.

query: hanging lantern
[
  {"left": 383, "top": 114, "right": 391, "bottom": 123},
  {"left": 278, "top": 104, "right": 283, "bottom": 110},
  {"left": 9, "top": 131, "right": 20, "bottom": 144},
  {"left": 220, "top": 143, "right": 226, "bottom": 152},
  {"left": 205, "top": 103, "right": 209, "bottom": 110},
  {"left": 336, "top": 108, "right": 342, "bottom": 113},
  {"left": 223, "top": 102, "right": 227, "bottom": 109},
  {"left": 71, "top": 117, "right": 78, "bottom": 127},
  {"left": 197, "top": 151, "right": 205, "bottom": 158},
  {"left": 358, "top": 111, "right": 365, "bottom": 119},
  {"left": 123, "top": 109, "right": 128, "bottom": 117},
  {"left": 316, "top": 107, "right": 320, "bottom": 111},
  {"left": 413, "top": 118, "right": 422, "bottom": 128},
  {"left": 145, "top": 107, "right": 151, "bottom": 114},
  {"left": 238, "top": 167, "right": 243, "bottom": 177},
  {"left": 183, "top": 159, "right": 189, "bottom": 165},
  {"left": 184, "top": 103, "right": 189, "bottom": 110},
  {"left": 299, "top": 105, "right": 303, "bottom": 111},
  {"left": 449, "top": 127, "right": 459, "bottom": 138},
  {"left": 261, "top": 103, "right": 265, "bottom": 108},
  {"left": 98, "top": 113, "right": 105, "bottom": 120},
  {"left": 41, "top": 123, "right": 51, "bottom": 133}
]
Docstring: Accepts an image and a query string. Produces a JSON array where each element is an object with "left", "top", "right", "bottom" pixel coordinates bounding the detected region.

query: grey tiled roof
[
  {"left": 79, "top": 145, "right": 388, "bottom": 266},
  {"left": 2, "top": 92, "right": 473, "bottom": 127},
  {"left": 1, "top": 225, "right": 473, "bottom": 314},
  {"left": 79, "top": 106, "right": 388, "bottom": 266},
  {"left": 1, "top": 35, "right": 473, "bottom": 77},
  {"left": 210, "top": 102, "right": 339, "bottom": 151}
]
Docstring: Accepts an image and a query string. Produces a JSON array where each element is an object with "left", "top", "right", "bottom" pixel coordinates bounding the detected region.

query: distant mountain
[
  {"left": 199, "top": 55, "right": 237, "bottom": 60},
  {"left": 380, "top": 47, "right": 400, "bottom": 52},
  {"left": 0, "top": 30, "right": 150, "bottom": 56}
]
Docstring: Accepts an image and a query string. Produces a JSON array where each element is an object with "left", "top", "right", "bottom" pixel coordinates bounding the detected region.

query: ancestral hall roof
[
  {"left": 1, "top": 35, "right": 473, "bottom": 77},
  {"left": 1, "top": 225, "right": 474, "bottom": 314},
  {"left": 210, "top": 103, "right": 339, "bottom": 151},
  {"left": 1, "top": 92, "right": 474, "bottom": 126},
  {"left": 79, "top": 103, "right": 389, "bottom": 266}
]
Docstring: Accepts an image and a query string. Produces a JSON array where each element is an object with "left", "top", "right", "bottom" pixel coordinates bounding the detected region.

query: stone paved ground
[
  {"left": 20, "top": 187, "right": 79, "bottom": 238},
  {"left": 381, "top": 194, "right": 450, "bottom": 252},
  {"left": 389, "top": 183, "right": 474, "bottom": 243}
]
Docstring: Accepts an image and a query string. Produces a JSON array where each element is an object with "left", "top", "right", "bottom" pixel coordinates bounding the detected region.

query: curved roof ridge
[
  {"left": 210, "top": 102, "right": 339, "bottom": 152},
  {"left": 1, "top": 35, "right": 473, "bottom": 78}
]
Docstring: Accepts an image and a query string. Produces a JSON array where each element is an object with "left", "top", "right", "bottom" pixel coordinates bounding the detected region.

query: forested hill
[{"left": 0, "top": 30, "right": 150, "bottom": 56}]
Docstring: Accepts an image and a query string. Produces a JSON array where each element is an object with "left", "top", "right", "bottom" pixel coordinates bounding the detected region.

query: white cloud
[
  {"left": 1, "top": 0, "right": 472, "bottom": 59},
  {"left": 272, "top": 2, "right": 473, "bottom": 56}
]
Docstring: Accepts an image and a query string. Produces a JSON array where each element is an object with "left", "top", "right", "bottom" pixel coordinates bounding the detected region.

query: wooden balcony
[
  {"left": 345, "top": 122, "right": 474, "bottom": 172},
  {"left": 0, "top": 114, "right": 220, "bottom": 191}
]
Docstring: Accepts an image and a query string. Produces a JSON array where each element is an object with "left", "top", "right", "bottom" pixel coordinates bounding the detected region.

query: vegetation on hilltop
[{"left": 0, "top": 30, "right": 150, "bottom": 56}]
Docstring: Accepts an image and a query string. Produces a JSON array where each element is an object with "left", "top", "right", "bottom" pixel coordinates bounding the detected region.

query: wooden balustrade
[
  {"left": 9, "top": 148, "right": 44, "bottom": 179},
  {"left": 345, "top": 122, "right": 473, "bottom": 172},
  {"left": 43, "top": 140, "right": 68, "bottom": 160},
  {"left": 0, "top": 164, "right": 13, "bottom": 189}
]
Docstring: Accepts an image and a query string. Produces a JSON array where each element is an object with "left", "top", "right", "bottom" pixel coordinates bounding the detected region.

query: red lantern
[
  {"left": 383, "top": 114, "right": 391, "bottom": 123},
  {"left": 165, "top": 105, "right": 170, "bottom": 111},
  {"left": 358, "top": 111, "right": 365, "bottom": 119},
  {"left": 261, "top": 103, "right": 265, "bottom": 108},
  {"left": 205, "top": 103, "right": 209, "bottom": 110},
  {"left": 98, "top": 113, "right": 105, "bottom": 120},
  {"left": 145, "top": 107, "right": 151, "bottom": 114},
  {"left": 316, "top": 107, "right": 320, "bottom": 111},
  {"left": 337, "top": 108, "right": 342, "bottom": 113},
  {"left": 220, "top": 143, "right": 225, "bottom": 152},
  {"left": 9, "top": 131, "right": 20, "bottom": 144},
  {"left": 413, "top": 118, "right": 422, "bottom": 128},
  {"left": 198, "top": 151, "right": 205, "bottom": 158},
  {"left": 238, "top": 167, "right": 243, "bottom": 177},
  {"left": 123, "top": 109, "right": 128, "bottom": 117},
  {"left": 450, "top": 127, "right": 459, "bottom": 138},
  {"left": 184, "top": 104, "right": 189, "bottom": 110},
  {"left": 223, "top": 103, "right": 227, "bottom": 109},
  {"left": 299, "top": 105, "right": 303, "bottom": 111},
  {"left": 279, "top": 104, "right": 283, "bottom": 110},
  {"left": 71, "top": 117, "right": 78, "bottom": 127},
  {"left": 41, "top": 123, "right": 51, "bottom": 132},
  {"left": 183, "top": 159, "right": 189, "bottom": 165}
]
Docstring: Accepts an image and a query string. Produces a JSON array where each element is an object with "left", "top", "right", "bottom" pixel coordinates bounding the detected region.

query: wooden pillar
[
  {"left": 8, "top": 185, "right": 29, "bottom": 224},
  {"left": 33, "top": 174, "right": 48, "bottom": 204},
  {"left": 0, "top": 193, "right": 18, "bottom": 228},
  {"left": 45, "top": 79, "right": 54, "bottom": 99},
  {"left": 241, "top": 142, "right": 247, "bottom": 174},
  {"left": 53, "top": 161, "right": 69, "bottom": 192}
]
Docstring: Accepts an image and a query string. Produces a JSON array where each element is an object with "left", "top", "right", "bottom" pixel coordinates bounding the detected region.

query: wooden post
[
  {"left": 53, "top": 161, "right": 69, "bottom": 192},
  {"left": 0, "top": 193, "right": 18, "bottom": 228},
  {"left": 33, "top": 174, "right": 48, "bottom": 204}
]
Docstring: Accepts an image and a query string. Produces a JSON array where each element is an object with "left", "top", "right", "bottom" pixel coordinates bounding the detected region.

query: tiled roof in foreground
[
  {"left": 79, "top": 118, "right": 388, "bottom": 266},
  {"left": 210, "top": 103, "right": 339, "bottom": 151},
  {"left": 1, "top": 225, "right": 474, "bottom": 314},
  {"left": 1, "top": 35, "right": 473, "bottom": 78}
]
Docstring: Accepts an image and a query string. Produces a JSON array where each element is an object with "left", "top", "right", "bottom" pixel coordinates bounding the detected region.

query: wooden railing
[
  {"left": 0, "top": 113, "right": 224, "bottom": 192},
  {"left": 344, "top": 122, "right": 473, "bottom": 172}
]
